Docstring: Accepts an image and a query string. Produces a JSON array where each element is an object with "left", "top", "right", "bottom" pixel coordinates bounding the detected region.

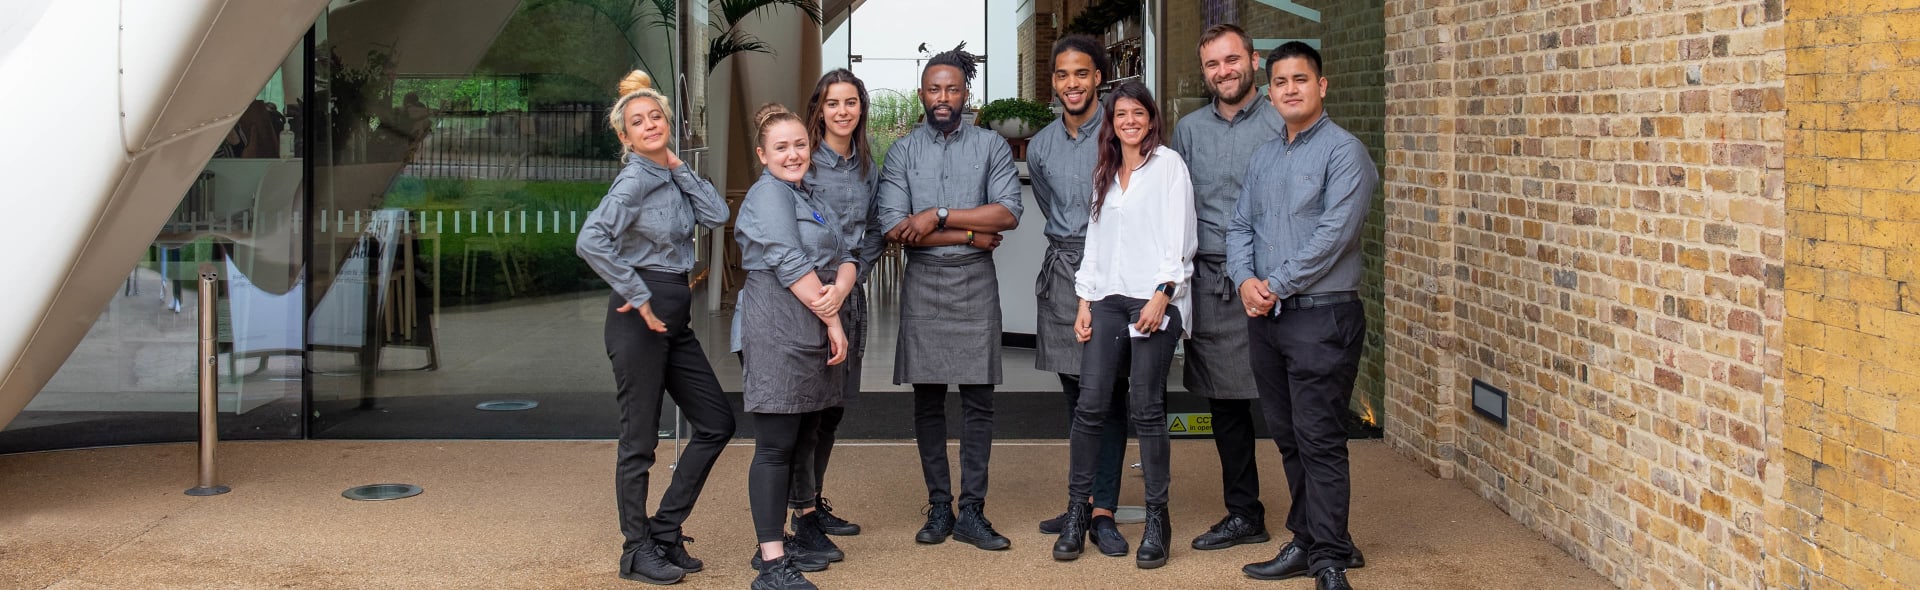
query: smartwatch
[
  {"left": 936, "top": 207, "right": 950, "bottom": 230},
  {"left": 1155, "top": 282, "right": 1177, "bottom": 298}
]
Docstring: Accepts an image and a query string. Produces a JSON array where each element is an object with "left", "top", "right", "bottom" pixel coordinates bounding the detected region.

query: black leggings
[
  {"left": 750, "top": 411, "right": 819, "bottom": 543},
  {"left": 788, "top": 406, "right": 846, "bottom": 508}
]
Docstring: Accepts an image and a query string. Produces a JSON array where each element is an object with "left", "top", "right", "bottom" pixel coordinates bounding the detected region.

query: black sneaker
[
  {"left": 1039, "top": 511, "right": 1067, "bottom": 535},
  {"left": 915, "top": 501, "right": 955, "bottom": 544},
  {"left": 952, "top": 502, "right": 1011, "bottom": 550},
  {"left": 815, "top": 497, "right": 862, "bottom": 536},
  {"left": 750, "top": 555, "right": 818, "bottom": 590},
  {"left": 655, "top": 535, "right": 703, "bottom": 573},
  {"left": 618, "top": 542, "right": 686, "bottom": 585},
  {"left": 789, "top": 510, "right": 845, "bottom": 562},
  {"left": 748, "top": 537, "right": 830, "bottom": 573}
]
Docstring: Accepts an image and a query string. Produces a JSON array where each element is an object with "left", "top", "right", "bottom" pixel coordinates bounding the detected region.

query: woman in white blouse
[{"left": 1050, "top": 81, "right": 1197, "bottom": 570}]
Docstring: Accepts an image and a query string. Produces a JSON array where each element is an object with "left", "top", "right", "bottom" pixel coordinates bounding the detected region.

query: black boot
[
  {"left": 618, "top": 541, "right": 686, "bottom": 585},
  {"left": 749, "top": 555, "right": 818, "bottom": 590},
  {"left": 1135, "top": 503, "right": 1172, "bottom": 569},
  {"left": 748, "top": 537, "right": 830, "bottom": 573},
  {"left": 1050, "top": 501, "right": 1092, "bottom": 560},
  {"left": 814, "top": 497, "right": 861, "bottom": 536},
  {"left": 953, "top": 501, "right": 1011, "bottom": 550},
  {"left": 789, "top": 510, "right": 845, "bottom": 562},
  {"left": 915, "top": 501, "right": 955, "bottom": 544},
  {"left": 655, "top": 534, "right": 703, "bottom": 574}
]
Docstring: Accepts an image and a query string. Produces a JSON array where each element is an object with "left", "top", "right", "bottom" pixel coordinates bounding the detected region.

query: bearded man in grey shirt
[{"left": 1229, "top": 41, "right": 1377, "bottom": 590}]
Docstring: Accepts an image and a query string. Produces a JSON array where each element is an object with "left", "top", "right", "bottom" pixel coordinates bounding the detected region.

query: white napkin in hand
[{"left": 1128, "top": 315, "right": 1171, "bottom": 339}]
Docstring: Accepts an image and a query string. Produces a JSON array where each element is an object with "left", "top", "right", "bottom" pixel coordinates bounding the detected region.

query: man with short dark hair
[
  {"left": 1168, "top": 23, "right": 1285, "bottom": 554},
  {"left": 1027, "top": 34, "right": 1132, "bottom": 558},
  {"left": 875, "top": 42, "right": 1022, "bottom": 552},
  {"left": 1229, "top": 41, "right": 1377, "bottom": 590}
]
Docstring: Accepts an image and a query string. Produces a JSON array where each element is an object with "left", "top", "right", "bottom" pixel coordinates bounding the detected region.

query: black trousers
[
  {"left": 788, "top": 405, "right": 846, "bottom": 508},
  {"left": 604, "top": 274, "right": 736, "bottom": 565},
  {"left": 1248, "top": 299, "right": 1366, "bottom": 574},
  {"left": 1209, "top": 397, "right": 1266, "bottom": 520},
  {"left": 1069, "top": 296, "right": 1179, "bottom": 507},
  {"left": 750, "top": 412, "right": 817, "bottom": 543},
  {"left": 913, "top": 383, "right": 994, "bottom": 505},
  {"left": 1059, "top": 374, "right": 1129, "bottom": 511}
]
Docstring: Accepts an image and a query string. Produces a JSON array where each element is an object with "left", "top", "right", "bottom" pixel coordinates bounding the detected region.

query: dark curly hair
[
  {"left": 1051, "top": 34, "right": 1110, "bottom": 78},
  {"left": 924, "top": 41, "right": 979, "bottom": 86}
]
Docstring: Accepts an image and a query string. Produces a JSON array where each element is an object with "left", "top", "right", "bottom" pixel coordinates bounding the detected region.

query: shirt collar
[
  {"left": 1211, "top": 94, "right": 1272, "bottom": 125},
  {"left": 812, "top": 143, "right": 857, "bottom": 170},
  {"left": 760, "top": 169, "right": 806, "bottom": 193},
  {"left": 1282, "top": 112, "right": 1332, "bottom": 147},
  {"left": 628, "top": 154, "right": 672, "bottom": 178},
  {"left": 1061, "top": 103, "right": 1105, "bottom": 142}
]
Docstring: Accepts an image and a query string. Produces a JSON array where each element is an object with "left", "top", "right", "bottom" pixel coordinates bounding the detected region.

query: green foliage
[
  {"left": 707, "top": 0, "right": 824, "bottom": 73},
  {"left": 977, "top": 98, "right": 1055, "bottom": 130},
  {"left": 392, "top": 78, "right": 529, "bottom": 113}
]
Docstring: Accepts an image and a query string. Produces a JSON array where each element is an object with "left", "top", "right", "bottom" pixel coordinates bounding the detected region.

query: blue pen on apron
[{"left": 812, "top": 210, "right": 825, "bottom": 224}]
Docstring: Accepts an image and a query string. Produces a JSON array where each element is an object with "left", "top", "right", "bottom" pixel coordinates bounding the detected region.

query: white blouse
[{"left": 1074, "top": 145, "right": 1198, "bottom": 336}]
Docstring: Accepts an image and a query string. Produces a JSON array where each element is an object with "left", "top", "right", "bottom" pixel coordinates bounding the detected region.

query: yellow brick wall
[
  {"left": 1384, "top": 0, "right": 1788, "bottom": 587},
  {"left": 1778, "top": 1, "right": 1920, "bottom": 588}
]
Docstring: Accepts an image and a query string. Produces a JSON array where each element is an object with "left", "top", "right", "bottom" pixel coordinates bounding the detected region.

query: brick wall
[
  {"left": 1777, "top": 1, "right": 1920, "bottom": 588},
  {"left": 1383, "top": 0, "right": 1788, "bottom": 588}
]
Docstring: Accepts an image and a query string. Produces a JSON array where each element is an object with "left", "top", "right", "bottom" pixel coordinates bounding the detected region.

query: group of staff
[{"left": 576, "top": 23, "right": 1377, "bottom": 590}]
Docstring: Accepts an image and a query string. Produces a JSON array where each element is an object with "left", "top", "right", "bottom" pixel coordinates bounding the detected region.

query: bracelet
[{"left": 966, "top": 230, "right": 975, "bottom": 244}]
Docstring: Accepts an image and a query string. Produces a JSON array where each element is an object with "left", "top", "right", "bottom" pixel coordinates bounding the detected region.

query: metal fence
[{"left": 403, "top": 104, "right": 623, "bottom": 182}]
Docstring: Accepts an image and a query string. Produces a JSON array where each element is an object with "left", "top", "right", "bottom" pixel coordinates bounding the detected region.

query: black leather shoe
[
  {"left": 1350, "top": 547, "right": 1366, "bottom": 568},
  {"left": 1039, "top": 511, "right": 1067, "bottom": 535},
  {"left": 1191, "top": 512, "right": 1271, "bottom": 550},
  {"left": 748, "top": 538, "right": 831, "bottom": 573},
  {"left": 915, "top": 501, "right": 955, "bottom": 544},
  {"left": 750, "top": 555, "right": 819, "bottom": 590},
  {"left": 619, "top": 542, "right": 686, "bottom": 585},
  {"left": 1090, "top": 515, "right": 1129, "bottom": 557},
  {"left": 1241, "top": 540, "right": 1310, "bottom": 580},
  {"left": 814, "top": 497, "right": 861, "bottom": 536},
  {"left": 1050, "top": 501, "right": 1092, "bottom": 560},
  {"left": 953, "top": 502, "right": 1011, "bottom": 550},
  {"left": 655, "top": 535, "right": 703, "bottom": 574},
  {"left": 1316, "top": 567, "right": 1354, "bottom": 590},
  {"left": 789, "top": 511, "right": 844, "bottom": 562},
  {"left": 1135, "top": 503, "right": 1172, "bottom": 569}
]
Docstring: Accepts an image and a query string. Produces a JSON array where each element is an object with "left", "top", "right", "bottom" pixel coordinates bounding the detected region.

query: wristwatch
[
  {"left": 1155, "top": 282, "right": 1177, "bottom": 298},
  {"left": 936, "top": 207, "right": 950, "bottom": 230}
]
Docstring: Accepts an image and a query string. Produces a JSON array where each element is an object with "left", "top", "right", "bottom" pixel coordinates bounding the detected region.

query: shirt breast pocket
[
  {"left": 797, "top": 208, "right": 837, "bottom": 255},
  {"left": 640, "top": 204, "right": 685, "bottom": 240},
  {"left": 1292, "top": 173, "right": 1326, "bottom": 218}
]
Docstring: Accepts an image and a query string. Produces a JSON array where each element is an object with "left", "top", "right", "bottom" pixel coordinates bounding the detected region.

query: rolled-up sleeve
[
  {"left": 576, "top": 181, "right": 652, "bottom": 306},
  {"left": 1225, "top": 153, "right": 1264, "bottom": 289},
  {"left": 672, "top": 167, "right": 730, "bottom": 228},
  {"left": 984, "top": 138, "right": 1023, "bottom": 221},
  {"left": 1264, "top": 139, "right": 1377, "bottom": 300},
  {"left": 739, "top": 183, "right": 814, "bottom": 287}
]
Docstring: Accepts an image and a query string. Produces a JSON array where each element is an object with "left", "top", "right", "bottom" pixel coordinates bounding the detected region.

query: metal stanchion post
[{"left": 186, "top": 263, "right": 231, "bottom": 497}]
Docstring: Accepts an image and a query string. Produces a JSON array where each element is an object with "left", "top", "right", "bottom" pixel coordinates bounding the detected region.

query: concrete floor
[{"left": 0, "top": 440, "right": 1609, "bottom": 589}]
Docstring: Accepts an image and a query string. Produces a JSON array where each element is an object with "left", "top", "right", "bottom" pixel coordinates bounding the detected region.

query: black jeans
[
  {"left": 913, "top": 383, "right": 994, "bottom": 505},
  {"left": 604, "top": 273, "right": 736, "bottom": 564},
  {"left": 749, "top": 412, "right": 817, "bottom": 543},
  {"left": 788, "top": 406, "right": 846, "bottom": 508},
  {"left": 1209, "top": 397, "right": 1266, "bottom": 520},
  {"left": 1060, "top": 373, "right": 1129, "bottom": 512},
  {"left": 1248, "top": 299, "right": 1366, "bottom": 574},
  {"left": 1069, "top": 296, "right": 1180, "bottom": 507}
]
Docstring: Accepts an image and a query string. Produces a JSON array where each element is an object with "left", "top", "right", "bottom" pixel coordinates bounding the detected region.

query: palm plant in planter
[{"left": 977, "top": 97, "right": 1055, "bottom": 140}]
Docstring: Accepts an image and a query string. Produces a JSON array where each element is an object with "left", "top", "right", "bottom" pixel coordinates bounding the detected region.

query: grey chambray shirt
[
  {"left": 1226, "top": 112, "right": 1378, "bottom": 302},
  {"left": 1027, "top": 103, "right": 1104, "bottom": 241},
  {"left": 1169, "top": 94, "right": 1287, "bottom": 255},
  {"left": 807, "top": 144, "right": 885, "bottom": 277},
  {"left": 874, "top": 122, "right": 1024, "bottom": 258},
  {"left": 575, "top": 156, "right": 729, "bottom": 306},
  {"left": 737, "top": 170, "right": 855, "bottom": 287}
]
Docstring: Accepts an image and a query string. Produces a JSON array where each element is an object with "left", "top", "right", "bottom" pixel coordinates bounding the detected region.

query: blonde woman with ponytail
[
  {"left": 575, "top": 69, "right": 734, "bottom": 586},
  {"left": 734, "top": 102, "right": 857, "bottom": 590}
]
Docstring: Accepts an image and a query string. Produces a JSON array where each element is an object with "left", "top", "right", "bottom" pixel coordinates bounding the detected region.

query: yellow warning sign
[{"left": 1166, "top": 413, "right": 1214, "bottom": 435}]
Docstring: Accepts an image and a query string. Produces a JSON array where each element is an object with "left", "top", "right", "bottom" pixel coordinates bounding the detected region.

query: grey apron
[
  {"left": 742, "top": 268, "right": 848, "bottom": 413},
  {"left": 894, "top": 250, "right": 1002, "bottom": 385},
  {"left": 1182, "top": 254, "right": 1259, "bottom": 399},
  {"left": 1033, "top": 237, "right": 1084, "bottom": 375}
]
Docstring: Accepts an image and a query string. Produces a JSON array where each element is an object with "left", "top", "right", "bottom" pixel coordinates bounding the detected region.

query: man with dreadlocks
[{"left": 875, "top": 42, "right": 1022, "bottom": 552}]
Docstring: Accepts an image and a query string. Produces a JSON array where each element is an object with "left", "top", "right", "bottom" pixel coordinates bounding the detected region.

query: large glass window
[{"left": 0, "top": 52, "right": 310, "bottom": 453}]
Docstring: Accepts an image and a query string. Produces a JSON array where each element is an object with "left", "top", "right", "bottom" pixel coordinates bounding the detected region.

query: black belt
[
  {"left": 1280, "top": 291, "right": 1358, "bottom": 310},
  {"left": 638, "top": 270, "right": 689, "bottom": 285}
]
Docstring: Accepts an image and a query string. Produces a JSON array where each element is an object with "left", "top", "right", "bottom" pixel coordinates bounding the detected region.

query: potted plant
[{"left": 978, "top": 97, "right": 1055, "bottom": 140}]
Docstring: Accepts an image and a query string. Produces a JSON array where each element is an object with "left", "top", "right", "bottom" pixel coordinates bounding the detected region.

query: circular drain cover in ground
[
  {"left": 475, "top": 400, "right": 538, "bottom": 411},
  {"left": 1114, "top": 506, "right": 1146, "bottom": 524},
  {"left": 342, "top": 484, "right": 423, "bottom": 501}
]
